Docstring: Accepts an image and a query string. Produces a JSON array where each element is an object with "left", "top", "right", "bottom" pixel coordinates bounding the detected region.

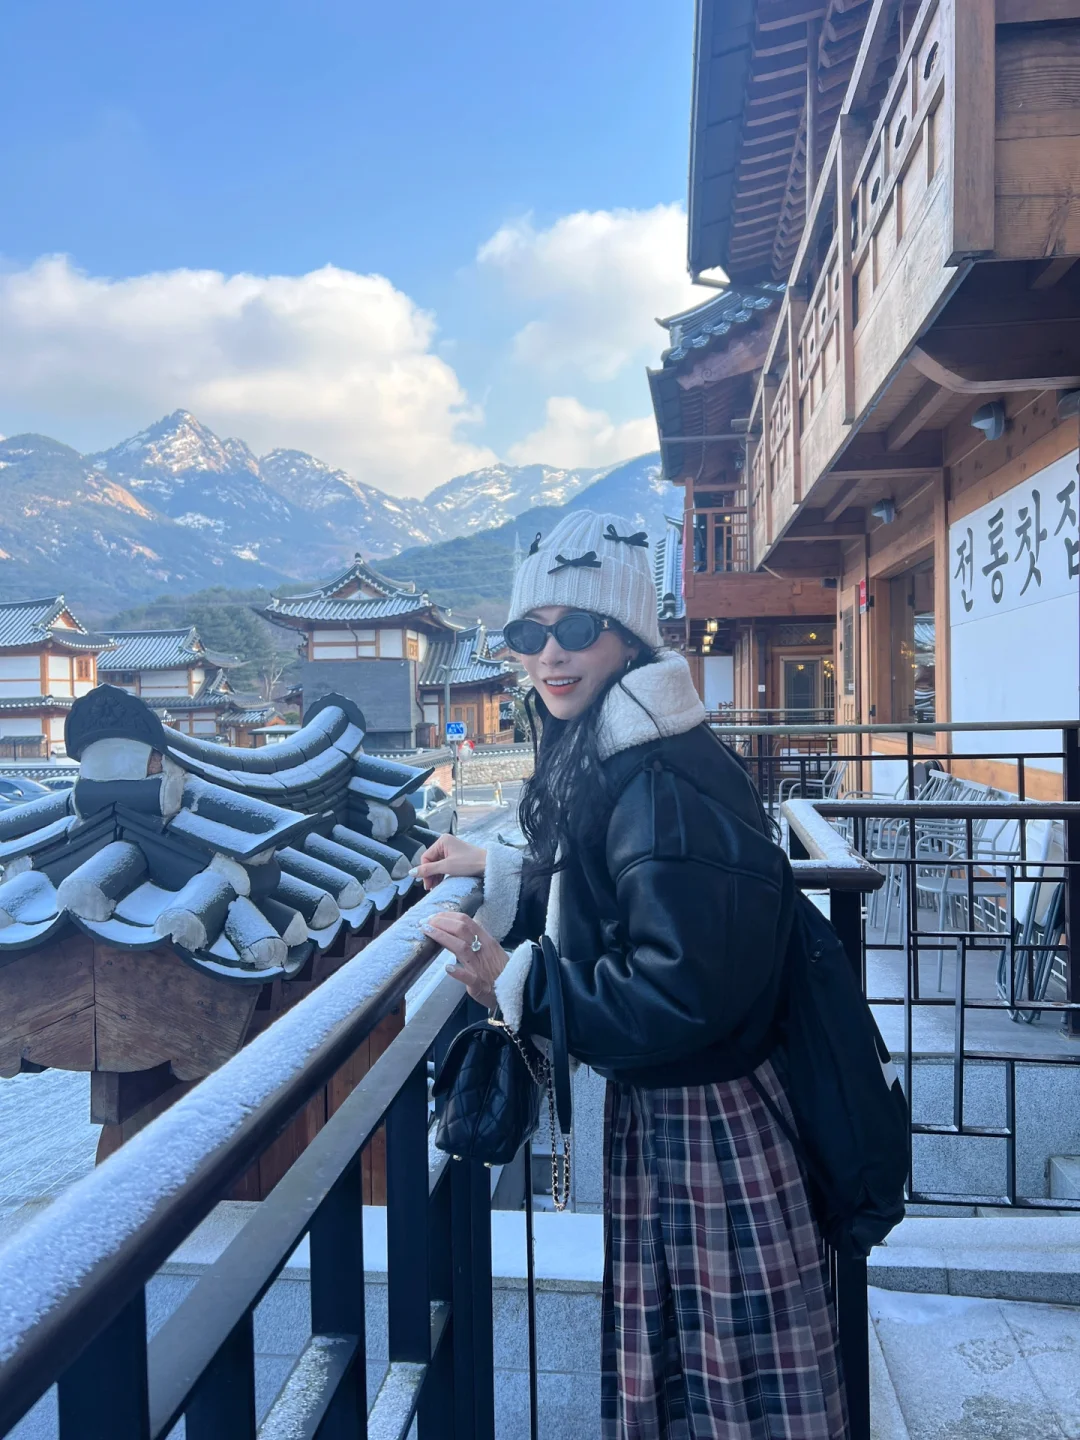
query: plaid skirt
[{"left": 601, "top": 1062, "right": 848, "bottom": 1440}]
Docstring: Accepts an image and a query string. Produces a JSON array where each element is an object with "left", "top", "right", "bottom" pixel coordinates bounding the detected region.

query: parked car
[
  {"left": 412, "top": 783, "right": 457, "bottom": 835},
  {"left": 0, "top": 776, "right": 53, "bottom": 807}
]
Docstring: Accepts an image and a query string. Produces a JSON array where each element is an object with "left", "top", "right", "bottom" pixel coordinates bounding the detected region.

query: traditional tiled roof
[
  {"left": 0, "top": 597, "right": 113, "bottom": 653},
  {"left": 649, "top": 285, "right": 784, "bottom": 483},
  {"left": 305, "top": 557, "right": 417, "bottom": 600},
  {"left": 259, "top": 554, "right": 450, "bottom": 630},
  {"left": 263, "top": 595, "right": 432, "bottom": 624},
  {"left": 654, "top": 517, "right": 686, "bottom": 623},
  {"left": 100, "top": 627, "right": 238, "bottom": 673},
  {"left": 657, "top": 285, "right": 784, "bottom": 365},
  {"left": 419, "top": 628, "right": 509, "bottom": 688},
  {"left": 227, "top": 705, "right": 279, "bottom": 728},
  {"left": 0, "top": 686, "right": 437, "bottom": 983},
  {"left": 483, "top": 629, "right": 507, "bottom": 657},
  {"left": 0, "top": 696, "right": 76, "bottom": 713}
]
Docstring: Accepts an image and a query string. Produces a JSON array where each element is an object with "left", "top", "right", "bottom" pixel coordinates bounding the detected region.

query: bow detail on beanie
[
  {"left": 604, "top": 523, "right": 649, "bottom": 549},
  {"left": 528, "top": 532, "right": 542, "bottom": 556},
  {"left": 548, "top": 550, "right": 602, "bottom": 575}
]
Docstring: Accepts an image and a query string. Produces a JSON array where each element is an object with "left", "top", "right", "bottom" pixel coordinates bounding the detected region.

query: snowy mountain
[
  {"left": 0, "top": 432, "right": 286, "bottom": 615},
  {"left": 0, "top": 410, "right": 670, "bottom": 617},
  {"left": 421, "top": 461, "right": 602, "bottom": 537},
  {"left": 258, "top": 448, "right": 434, "bottom": 554}
]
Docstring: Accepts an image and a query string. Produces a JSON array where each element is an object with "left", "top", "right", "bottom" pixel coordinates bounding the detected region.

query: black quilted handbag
[
  {"left": 433, "top": 937, "right": 572, "bottom": 1206},
  {"left": 432, "top": 1016, "right": 546, "bottom": 1167}
]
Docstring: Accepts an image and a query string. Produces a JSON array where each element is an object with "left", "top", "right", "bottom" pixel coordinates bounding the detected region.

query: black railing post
[
  {"left": 1063, "top": 725, "right": 1080, "bottom": 1039},
  {"left": 446, "top": 1004, "right": 495, "bottom": 1440},
  {"left": 183, "top": 1313, "right": 257, "bottom": 1440},
  {"left": 57, "top": 1290, "right": 150, "bottom": 1440},
  {"left": 387, "top": 1062, "right": 432, "bottom": 1367},
  {"left": 830, "top": 885, "right": 870, "bottom": 1440},
  {"left": 309, "top": 1160, "right": 367, "bottom": 1440},
  {"left": 449, "top": 1156, "right": 496, "bottom": 1440}
]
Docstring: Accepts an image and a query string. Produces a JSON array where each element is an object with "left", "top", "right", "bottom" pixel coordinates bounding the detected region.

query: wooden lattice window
[{"left": 75, "top": 657, "right": 93, "bottom": 681}]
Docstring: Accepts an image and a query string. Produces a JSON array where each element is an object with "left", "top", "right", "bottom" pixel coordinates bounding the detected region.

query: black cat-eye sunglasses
[{"left": 503, "top": 611, "right": 614, "bottom": 655}]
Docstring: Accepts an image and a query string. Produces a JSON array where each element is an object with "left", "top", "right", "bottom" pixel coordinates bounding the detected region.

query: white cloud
[
  {"left": 477, "top": 204, "right": 700, "bottom": 382},
  {"left": 507, "top": 396, "right": 657, "bottom": 469},
  {"left": 0, "top": 256, "right": 495, "bottom": 496}
]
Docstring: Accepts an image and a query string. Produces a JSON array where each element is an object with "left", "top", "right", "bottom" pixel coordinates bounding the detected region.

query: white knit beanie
[{"left": 508, "top": 510, "right": 662, "bottom": 649}]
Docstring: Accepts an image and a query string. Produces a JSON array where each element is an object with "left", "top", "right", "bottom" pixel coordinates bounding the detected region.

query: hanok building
[
  {"left": 650, "top": 287, "right": 837, "bottom": 716},
  {"left": 0, "top": 683, "right": 435, "bottom": 1193},
  {"left": 0, "top": 597, "right": 112, "bottom": 759},
  {"left": 99, "top": 627, "right": 240, "bottom": 739},
  {"left": 677, "top": 0, "right": 1080, "bottom": 793},
  {"left": 259, "top": 558, "right": 511, "bottom": 750}
]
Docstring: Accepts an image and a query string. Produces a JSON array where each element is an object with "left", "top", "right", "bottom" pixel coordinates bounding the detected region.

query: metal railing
[
  {"left": 1, "top": 730, "right": 1076, "bottom": 1439},
  {"left": 783, "top": 788, "right": 1078, "bottom": 1436},
  {"left": 0, "top": 877, "right": 491, "bottom": 1440},
  {"left": 711, "top": 717, "right": 1080, "bottom": 818}
]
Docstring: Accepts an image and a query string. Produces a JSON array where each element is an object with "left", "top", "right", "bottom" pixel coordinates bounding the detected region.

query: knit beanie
[{"left": 508, "top": 510, "right": 662, "bottom": 649}]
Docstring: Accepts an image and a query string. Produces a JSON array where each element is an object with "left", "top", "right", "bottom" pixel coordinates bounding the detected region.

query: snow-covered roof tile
[{"left": 0, "top": 685, "right": 433, "bottom": 984}]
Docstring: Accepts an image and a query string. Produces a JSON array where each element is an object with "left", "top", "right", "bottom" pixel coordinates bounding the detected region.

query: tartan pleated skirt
[{"left": 600, "top": 1061, "right": 848, "bottom": 1440}]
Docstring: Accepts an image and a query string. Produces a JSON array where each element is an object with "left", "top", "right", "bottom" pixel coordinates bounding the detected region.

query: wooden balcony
[{"left": 747, "top": 0, "right": 1080, "bottom": 559}]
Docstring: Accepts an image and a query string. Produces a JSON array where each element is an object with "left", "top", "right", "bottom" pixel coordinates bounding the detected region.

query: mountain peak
[{"left": 91, "top": 411, "right": 259, "bottom": 481}]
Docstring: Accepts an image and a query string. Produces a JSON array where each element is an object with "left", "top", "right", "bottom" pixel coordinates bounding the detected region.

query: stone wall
[{"left": 460, "top": 748, "right": 535, "bottom": 785}]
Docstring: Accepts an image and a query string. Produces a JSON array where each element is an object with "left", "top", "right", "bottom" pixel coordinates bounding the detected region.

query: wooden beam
[
  {"left": 823, "top": 476, "right": 865, "bottom": 521},
  {"left": 947, "top": 0, "right": 996, "bottom": 262},
  {"left": 1031, "top": 257, "right": 1079, "bottom": 291},
  {"left": 885, "top": 380, "right": 950, "bottom": 450},
  {"left": 838, "top": 115, "right": 864, "bottom": 423},
  {"left": 840, "top": 0, "right": 903, "bottom": 116},
  {"left": 910, "top": 344, "right": 1080, "bottom": 394},
  {"left": 805, "top": 19, "right": 821, "bottom": 225},
  {"left": 997, "top": 0, "right": 1080, "bottom": 20}
]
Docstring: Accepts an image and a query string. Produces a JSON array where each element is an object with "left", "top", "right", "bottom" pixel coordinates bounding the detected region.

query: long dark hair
[{"left": 518, "top": 636, "right": 658, "bottom": 878}]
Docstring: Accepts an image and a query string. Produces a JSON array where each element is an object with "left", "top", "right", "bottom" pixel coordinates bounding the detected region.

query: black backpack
[{"left": 751, "top": 890, "right": 909, "bottom": 1258}]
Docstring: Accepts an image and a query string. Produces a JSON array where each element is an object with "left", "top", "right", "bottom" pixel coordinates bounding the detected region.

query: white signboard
[
  {"left": 949, "top": 450, "right": 1079, "bottom": 760},
  {"left": 950, "top": 451, "right": 1078, "bottom": 622}
]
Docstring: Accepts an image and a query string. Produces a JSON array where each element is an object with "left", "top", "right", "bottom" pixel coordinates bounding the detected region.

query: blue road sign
[{"left": 445, "top": 721, "right": 467, "bottom": 740}]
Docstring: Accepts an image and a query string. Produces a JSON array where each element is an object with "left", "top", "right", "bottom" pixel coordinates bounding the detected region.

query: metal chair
[{"left": 996, "top": 821, "right": 1066, "bottom": 1023}]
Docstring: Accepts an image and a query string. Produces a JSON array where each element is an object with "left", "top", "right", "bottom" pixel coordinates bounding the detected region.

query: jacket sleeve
[{"left": 507, "top": 760, "right": 793, "bottom": 1070}]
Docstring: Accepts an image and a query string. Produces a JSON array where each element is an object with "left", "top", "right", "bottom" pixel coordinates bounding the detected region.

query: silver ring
[{"left": 470, "top": 934, "right": 483, "bottom": 953}]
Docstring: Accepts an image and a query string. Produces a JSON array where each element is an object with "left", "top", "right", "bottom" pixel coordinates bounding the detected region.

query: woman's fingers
[{"left": 413, "top": 835, "right": 486, "bottom": 887}]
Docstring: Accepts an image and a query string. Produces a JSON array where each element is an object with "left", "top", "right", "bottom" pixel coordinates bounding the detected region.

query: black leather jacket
[{"left": 508, "top": 724, "right": 794, "bottom": 1087}]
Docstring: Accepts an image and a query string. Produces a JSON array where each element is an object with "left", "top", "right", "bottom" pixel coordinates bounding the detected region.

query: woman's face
[{"left": 515, "top": 605, "right": 640, "bottom": 720}]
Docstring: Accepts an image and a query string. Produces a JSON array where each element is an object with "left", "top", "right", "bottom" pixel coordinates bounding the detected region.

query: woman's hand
[
  {"left": 414, "top": 833, "right": 487, "bottom": 890},
  {"left": 423, "top": 912, "right": 508, "bottom": 1010}
]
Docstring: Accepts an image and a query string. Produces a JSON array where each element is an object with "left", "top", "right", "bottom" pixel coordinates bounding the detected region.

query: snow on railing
[{"left": 0, "top": 877, "right": 480, "bottom": 1375}]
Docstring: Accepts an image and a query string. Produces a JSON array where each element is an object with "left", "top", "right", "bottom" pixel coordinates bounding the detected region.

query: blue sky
[{"left": 0, "top": 1, "right": 705, "bottom": 493}]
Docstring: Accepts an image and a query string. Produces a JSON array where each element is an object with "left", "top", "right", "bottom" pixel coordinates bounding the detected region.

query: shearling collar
[{"left": 595, "top": 650, "right": 706, "bottom": 761}]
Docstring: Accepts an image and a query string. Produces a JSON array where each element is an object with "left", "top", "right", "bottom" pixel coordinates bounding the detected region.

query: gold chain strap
[{"left": 489, "top": 1018, "right": 571, "bottom": 1212}]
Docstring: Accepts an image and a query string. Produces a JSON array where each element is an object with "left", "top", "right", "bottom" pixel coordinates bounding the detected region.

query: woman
[{"left": 421, "top": 510, "right": 847, "bottom": 1440}]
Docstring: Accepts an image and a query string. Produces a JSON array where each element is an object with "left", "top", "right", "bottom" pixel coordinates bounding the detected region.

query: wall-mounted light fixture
[
  {"left": 871, "top": 498, "right": 896, "bottom": 524},
  {"left": 971, "top": 401, "right": 1006, "bottom": 442},
  {"left": 706, "top": 619, "right": 719, "bottom": 633}
]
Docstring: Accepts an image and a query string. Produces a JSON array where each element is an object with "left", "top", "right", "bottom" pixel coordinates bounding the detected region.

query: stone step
[
  {"left": 1048, "top": 1154, "right": 1080, "bottom": 1200},
  {"left": 869, "top": 1215, "right": 1080, "bottom": 1306}
]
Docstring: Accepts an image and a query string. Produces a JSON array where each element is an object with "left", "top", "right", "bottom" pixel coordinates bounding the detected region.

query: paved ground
[{"left": 871, "top": 1287, "right": 1080, "bottom": 1440}]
